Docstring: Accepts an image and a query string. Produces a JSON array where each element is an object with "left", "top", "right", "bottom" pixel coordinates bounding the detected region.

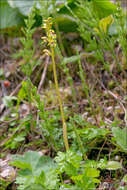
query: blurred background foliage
[{"left": 1, "top": 0, "right": 126, "bottom": 34}]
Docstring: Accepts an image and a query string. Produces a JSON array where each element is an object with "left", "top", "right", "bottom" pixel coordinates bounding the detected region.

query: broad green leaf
[
  {"left": 6, "top": 0, "right": 77, "bottom": 32},
  {"left": 85, "top": 168, "right": 100, "bottom": 177},
  {"left": 106, "top": 161, "right": 122, "bottom": 170},
  {"left": 11, "top": 151, "right": 57, "bottom": 190},
  {"left": 112, "top": 127, "right": 127, "bottom": 152},
  {"left": 8, "top": 0, "right": 34, "bottom": 16},
  {"left": 11, "top": 151, "right": 55, "bottom": 174},
  {"left": 0, "top": 0, "right": 23, "bottom": 29},
  {"left": 92, "top": 0, "right": 117, "bottom": 18},
  {"left": 8, "top": 0, "right": 56, "bottom": 16},
  {"left": 55, "top": 14, "right": 77, "bottom": 32}
]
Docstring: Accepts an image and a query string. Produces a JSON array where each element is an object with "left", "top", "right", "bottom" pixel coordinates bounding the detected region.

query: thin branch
[{"left": 37, "top": 56, "right": 49, "bottom": 94}]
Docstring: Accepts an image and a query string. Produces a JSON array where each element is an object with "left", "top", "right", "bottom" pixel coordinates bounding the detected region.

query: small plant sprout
[{"left": 42, "top": 17, "right": 69, "bottom": 151}]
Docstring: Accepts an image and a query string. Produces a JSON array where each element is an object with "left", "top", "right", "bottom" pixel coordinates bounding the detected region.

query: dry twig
[{"left": 37, "top": 56, "right": 49, "bottom": 94}]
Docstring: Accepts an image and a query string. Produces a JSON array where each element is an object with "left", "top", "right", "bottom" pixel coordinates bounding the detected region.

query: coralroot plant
[{"left": 42, "top": 17, "right": 69, "bottom": 151}]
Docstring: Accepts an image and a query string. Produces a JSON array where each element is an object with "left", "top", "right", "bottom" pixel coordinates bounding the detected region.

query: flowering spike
[{"left": 42, "top": 17, "right": 69, "bottom": 151}]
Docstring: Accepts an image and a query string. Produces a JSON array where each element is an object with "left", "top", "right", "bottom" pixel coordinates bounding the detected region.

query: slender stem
[{"left": 50, "top": 46, "right": 69, "bottom": 151}]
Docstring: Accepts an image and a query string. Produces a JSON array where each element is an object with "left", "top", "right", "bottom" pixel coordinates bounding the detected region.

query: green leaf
[
  {"left": 85, "top": 168, "right": 100, "bottom": 178},
  {"left": 62, "top": 55, "right": 82, "bottom": 65},
  {"left": 112, "top": 127, "right": 127, "bottom": 152},
  {"left": 55, "top": 151, "right": 82, "bottom": 171},
  {"left": 8, "top": 0, "right": 34, "bottom": 16},
  {"left": 0, "top": 0, "right": 23, "bottom": 30},
  {"left": 92, "top": 178, "right": 100, "bottom": 183},
  {"left": 92, "top": 0, "right": 117, "bottom": 18},
  {"left": 10, "top": 161, "right": 31, "bottom": 171},
  {"left": 55, "top": 151, "right": 82, "bottom": 176},
  {"left": 55, "top": 14, "right": 77, "bottom": 32},
  {"left": 99, "top": 15, "right": 114, "bottom": 33},
  {"left": 18, "top": 81, "right": 29, "bottom": 100},
  {"left": 7, "top": 0, "right": 77, "bottom": 32},
  {"left": 11, "top": 151, "right": 57, "bottom": 189},
  {"left": 24, "top": 184, "right": 45, "bottom": 190},
  {"left": 78, "top": 127, "right": 109, "bottom": 140},
  {"left": 123, "top": 174, "right": 127, "bottom": 182},
  {"left": 106, "top": 161, "right": 122, "bottom": 170},
  {"left": 11, "top": 151, "right": 55, "bottom": 173},
  {"left": 61, "top": 52, "right": 93, "bottom": 65}
]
